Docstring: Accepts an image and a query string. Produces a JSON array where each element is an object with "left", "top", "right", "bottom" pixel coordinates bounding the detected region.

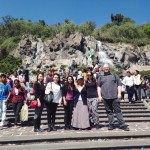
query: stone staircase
[
  {"left": 6, "top": 101, "right": 150, "bottom": 124},
  {"left": 1, "top": 100, "right": 150, "bottom": 149}
]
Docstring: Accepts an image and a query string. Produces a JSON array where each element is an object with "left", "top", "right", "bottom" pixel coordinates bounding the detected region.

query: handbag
[
  {"left": 44, "top": 82, "right": 54, "bottom": 103},
  {"left": 29, "top": 100, "right": 38, "bottom": 108},
  {"left": 20, "top": 104, "right": 28, "bottom": 122}
]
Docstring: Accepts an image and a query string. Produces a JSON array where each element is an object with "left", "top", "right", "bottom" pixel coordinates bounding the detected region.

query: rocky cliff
[{"left": 10, "top": 32, "right": 150, "bottom": 73}]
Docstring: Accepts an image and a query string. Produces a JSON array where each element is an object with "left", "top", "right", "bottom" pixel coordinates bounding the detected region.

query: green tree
[
  {"left": 60, "top": 21, "right": 77, "bottom": 35},
  {"left": 143, "top": 24, "right": 150, "bottom": 38},
  {"left": 111, "top": 13, "right": 124, "bottom": 26},
  {"left": 78, "top": 21, "right": 96, "bottom": 36}
]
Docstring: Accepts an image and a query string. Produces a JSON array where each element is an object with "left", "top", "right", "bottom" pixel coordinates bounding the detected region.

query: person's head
[
  {"left": 37, "top": 72, "right": 44, "bottom": 83},
  {"left": 18, "top": 70, "right": 23, "bottom": 75},
  {"left": 134, "top": 70, "right": 139, "bottom": 76},
  {"left": 53, "top": 73, "right": 61, "bottom": 85},
  {"left": 1, "top": 74, "right": 6, "bottom": 83},
  {"left": 120, "top": 75, "right": 124, "bottom": 80},
  {"left": 6, "top": 72, "right": 10, "bottom": 78},
  {"left": 87, "top": 72, "right": 94, "bottom": 81},
  {"left": 76, "top": 75, "right": 84, "bottom": 86},
  {"left": 103, "top": 64, "right": 110, "bottom": 73},
  {"left": 67, "top": 76, "right": 74, "bottom": 85},
  {"left": 14, "top": 79, "right": 21, "bottom": 88},
  {"left": 48, "top": 70, "right": 53, "bottom": 77},
  {"left": 127, "top": 71, "right": 131, "bottom": 77},
  {"left": 144, "top": 76, "right": 147, "bottom": 80},
  {"left": 83, "top": 69, "right": 87, "bottom": 73},
  {"left": 13, "top": 71, "right": 18, "bottom": 77}
]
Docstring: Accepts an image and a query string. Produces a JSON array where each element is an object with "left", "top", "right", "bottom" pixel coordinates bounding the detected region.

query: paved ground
[{"left": 1, "top": 122, "right": 150, "bottom": 138}]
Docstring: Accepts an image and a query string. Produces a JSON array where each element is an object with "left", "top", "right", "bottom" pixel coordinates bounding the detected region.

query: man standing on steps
[
  {"left": 97, "top": 64, "right": 129, "bottom": 131},
  {"left": 133, "top": 70, "right": 141, "bottom": 101},
  {"left": 122, "top": 71, "right": 134, "bottom": 103}
]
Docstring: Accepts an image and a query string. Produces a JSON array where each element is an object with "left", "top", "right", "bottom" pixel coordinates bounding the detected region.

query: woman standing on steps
[
  {"left": 62, "top": 76, "right": 75, "bottom": 130},
  {"left": 71, "top": 75, "right": 90, "bottom": 130},
  {"left": 45, "top": 73, "right": 62, "bottom": 132},
  {"left": 11, "top": 79, "right": 27, "bottom": 127},
  {"left": 85, "top": 71, "right": 100, "bottom": 129},
  {"left": 33, "top": 72, "right": 45, "bottom": 132}
]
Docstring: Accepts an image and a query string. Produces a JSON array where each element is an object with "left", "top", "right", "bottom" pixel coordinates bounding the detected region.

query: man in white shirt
[
  {"left": 133, "top": 70, "right": 141, "bottom": 101},
  {"left": 122, "top": 71, "right": 134, "bottom": 103}
]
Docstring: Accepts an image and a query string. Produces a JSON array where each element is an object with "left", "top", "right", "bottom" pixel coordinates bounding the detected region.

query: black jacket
[
  {"left": 74, "top": 86, "right": 87, "bottom": 106},
  {"left": 34, "top": 81, "right": 45, "bottom": 103}
]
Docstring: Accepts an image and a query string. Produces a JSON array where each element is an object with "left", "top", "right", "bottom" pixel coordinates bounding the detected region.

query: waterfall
[{"left": 97, "top": 41, "right": 113, "bottom": 65}]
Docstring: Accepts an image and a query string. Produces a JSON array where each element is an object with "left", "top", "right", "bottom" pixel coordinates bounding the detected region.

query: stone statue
[{"left": 86, "top": 47, "right": 95, "bottom": 67}]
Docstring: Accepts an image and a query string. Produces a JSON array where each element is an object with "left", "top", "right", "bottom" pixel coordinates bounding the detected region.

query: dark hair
[
  {"left": 83, "top": 69, "right": 87, "bottom": 73},
  {"left": 53, "top": 73, "right": 61, "bottom": 85},
  {"left": 14, "top": 71, "right": 18, "bottom": 74},
  {"left": 135, "top": 70, "right": 139, "bottom": 74},
  {"left": 14, "top": 79, "right": 21, "bottom": 88},
  {"left": 66, "top": 76, "right": 75, "bottom": 90},
  {"left": 127, "top": 71, "right": 131, "bottom": 74},
  {"left": 18, "top": 70, "right": 23, "bottom": 75},
  {"left": 120, "top": 75, "right": 124, "bottom": 79},
  {"left": 87, "top": 71, "right": 95, "bottom": 81},
  {"left": 1, "top": 74, "right": 6, "bottom": 78},
  {"left": 36, "top": 72, "right": 44, "bottom": 83}
]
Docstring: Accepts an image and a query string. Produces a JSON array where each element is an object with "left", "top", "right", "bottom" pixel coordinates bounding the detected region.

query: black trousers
[
  {"left": 134, "top": 85, "right": 141, "bottom": 101},
  {"left": 126, "top": 86, "right": 134, "bottom": 102},
  {"left": 103, "top": 99, "right": 126, "bottom": 127},
  {"left": 34, "top": 105, "right": 43, "bottom": 129},
  {"left": 13, "top": 101, "right": 24, "bottom": 125},
  {"left": 46, "top": 102, "right": 58, "bottom": 126},
  {"left": 64, "top": 100, "right": 74, "bottom": 127}
]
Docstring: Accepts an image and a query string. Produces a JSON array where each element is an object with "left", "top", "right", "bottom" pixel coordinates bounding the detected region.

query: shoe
[
  {"left": 108, "top": 125, "right": 115, "bottom": 130},
  {"left": 120, "top": 125, "right": 130, "bottom": 131},
  {"left": 95, "top": 124, "right": 100, "bottom": 129},
  {"left": 34, "top": 128, "right": 39, "bottom": 132},
  {"left": 69, "top": 126, "right": 74, "bottom": 130},
  {"left": 64, "top": 126, "right": 70, "bottom": 130},
  {"left": 0, "top": 122, "right": 4, "bottom": 127},
  {"left": 38, "top": 128, "right": 44, "bottom": 132},
  {"left": 51, "top": 125, "right": 57, "bottom": 131},
  {"left": 34, "top": 128, "right": 43, "bottom": 132},
  {"left": 47, "top": 127, "right": 52, "bottom": 132}
]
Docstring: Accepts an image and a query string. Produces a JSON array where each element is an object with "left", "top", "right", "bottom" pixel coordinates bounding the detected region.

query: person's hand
[
  {"left": 64, "top": 100, "right": 67, "bottom": 106},
  {"left": 58, "top": 102, "right": 62, "bottom": 106},
  {"left": 24, "top": 99, "right": 27, "bottom": 104},
  {"left": 99, "top": 96, "right": 103, "bottom": 102},
  {"left": 50, "top": 89, "right": 53, "bottom": 92},
  {"left": 4, "top": 99, "right": 8, "bottom": 103},
  {"left": 37, "top": 101, "right": 41, "bottom": 107},
  {"left": 118, "top": 94, "right": 122, "bottom": 99}
]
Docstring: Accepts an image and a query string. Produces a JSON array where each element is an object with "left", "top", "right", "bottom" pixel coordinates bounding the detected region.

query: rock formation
[{"left": 10, "top": 32, "right": 150, "bottom": 74}]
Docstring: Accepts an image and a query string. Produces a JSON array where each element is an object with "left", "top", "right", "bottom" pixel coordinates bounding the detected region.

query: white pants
[{"left": 0, "top": 100, "right": 7, "bottom": 122}]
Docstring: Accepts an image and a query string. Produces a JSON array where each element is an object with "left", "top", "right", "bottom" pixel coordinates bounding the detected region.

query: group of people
[
  {"left": 1, "top": 64, "right": 150, "bottom": 133},
  {"left": 120, "top": 70, "right": 150, "bottom": 103}
]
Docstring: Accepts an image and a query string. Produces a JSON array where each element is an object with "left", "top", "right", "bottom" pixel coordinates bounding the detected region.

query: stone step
[
  {"left": 0, "top": 131, "right": 150, "bottom": 149},
  {"left": 6, "top": 109, "right": 150, "bottom": 114},
  {"left": 6, "top": 106, "right": 148, "bottom": 114},
  {"left": 3, "top": 139, "right": 148, "bottom": 149},
  {"left": 6, "top": 113, "right": 150, "bottom": 118}
]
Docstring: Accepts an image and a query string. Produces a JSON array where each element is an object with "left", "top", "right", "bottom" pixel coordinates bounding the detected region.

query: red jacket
[{"left": 11, "top": 87, "right": 26, "bottom": 103}]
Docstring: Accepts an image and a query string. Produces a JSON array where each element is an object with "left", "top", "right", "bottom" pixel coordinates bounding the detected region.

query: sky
[{"left": 0, "top": 0, "right": 149, "bottom": 27}]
